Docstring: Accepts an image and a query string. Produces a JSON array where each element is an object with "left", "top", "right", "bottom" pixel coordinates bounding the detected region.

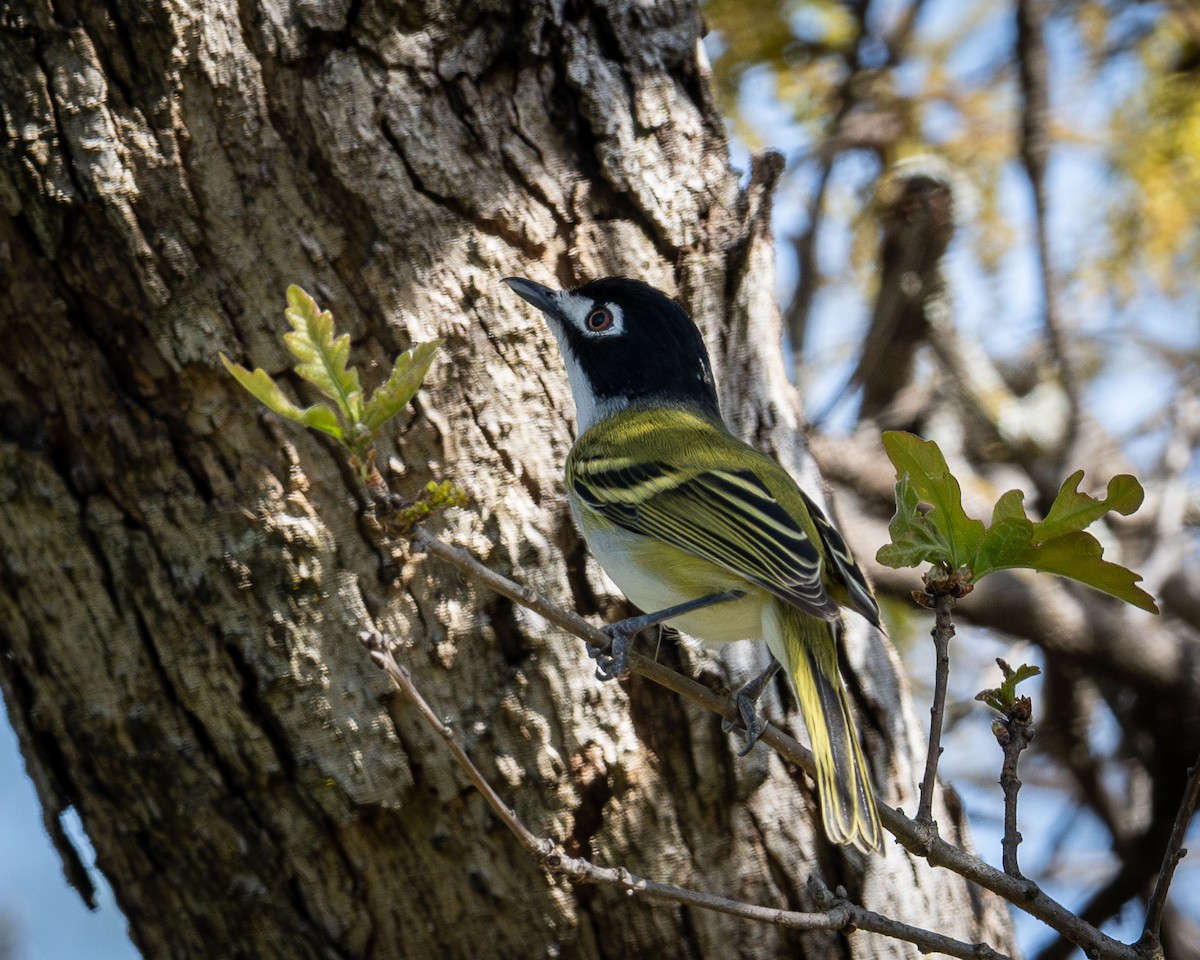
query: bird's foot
[
  {"left": 587, "top": 623, "right": 635, "bottom": 681},
  {"left": 721, "top": 660, "right": 781, "bottom": 755},
  {"left": 586, "top": 591, "right": 746, "bottom": 682},
  {"left": 730, "top": 693, "right": 769, "bottom": 756}
]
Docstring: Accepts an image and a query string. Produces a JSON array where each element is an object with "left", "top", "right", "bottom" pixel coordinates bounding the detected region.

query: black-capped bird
[{"left": 505, "top": 275, "right": 883, "bottom": 853}]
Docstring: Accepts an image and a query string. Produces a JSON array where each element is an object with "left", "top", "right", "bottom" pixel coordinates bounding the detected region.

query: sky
[{"left": 0, "top": 720, "right": 136, "bottom": 960}]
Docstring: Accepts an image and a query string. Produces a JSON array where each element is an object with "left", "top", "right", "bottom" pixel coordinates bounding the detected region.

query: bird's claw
[
  {"left": 722, "top": 694, "right": 769, "bottom": 755},
  {"left": 723, "top": 660, "right": 780, "bottom": 755},
  {"left": 735, "top": 711, "right": 768, "bottom": 756},
  {"left": 588, "top": 625, "right": 633, "bottom": 681}
]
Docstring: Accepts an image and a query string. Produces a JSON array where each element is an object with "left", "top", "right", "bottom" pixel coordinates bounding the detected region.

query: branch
[
  {"left": 976, "top": 659, "right": 1040, "bottom": 878},
  {"left": 358, "top": 627, "right": 545, "bottom": 856},
  {"left": 998, "top": 738, "right": 1028, "bottom": 877},
  {"left": 1139, "top": 747, "right": 1200, "bottom": 955},
  {"left": 916, "top": 577, "right": 960, "bottom": 828},
  {"left": 997, "top": 700, "right": 1035, "bottom": 877},
  {"left": 806, "top": 877, "right": 1009, "bottom": 960},
  {"left": 409, "top": 530, "right": 754, "bottom": 727},
  {"left": 356, "top": 628, "right": 1010, "bottom": 960},
  {"left": 887, "top": 805, "right": 1140, "bottom": 960},
  {"left": 1015, "top": 0, "right": 1081, "bottom": 429},
  {"left": 406, "top": 527, "right": 1144, "bottom": 960},
  {"left": 414, "top": 529, "right": 1146, "bottom": 955}
]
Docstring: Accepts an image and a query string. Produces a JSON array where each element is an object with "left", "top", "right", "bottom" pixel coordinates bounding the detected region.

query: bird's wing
[
  {"left": 797, "top": 490, "right": 882, "bottom": 628},
  {"left": 570, "top": 456, "right": 840, "bottom": 621}
]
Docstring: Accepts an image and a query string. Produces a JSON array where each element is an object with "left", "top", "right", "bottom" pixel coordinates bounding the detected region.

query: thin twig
[
  {"left": 408, "top": 529, "right": 1143, "bottom": 960},
  {"left": 1139, "top": 746, "right": 1200, "bottom": 955},
  {"left": 411, "top": 530, "right": 752, "bottom": 729},
  {"left": 807, "top": 877, "right": 1008, "bottom": 960},
  {"left": 997, "top": 703, "right": 1035, "bottom": 878},
  {"left": 358, "top": 627, "right": 1013, "bottom": 960},
  {"left": 358, "top": 628, "right": 545, "bottom": 855},
  {"left": 411, "top": 529, "right": 618, "bottom": 652},
  {"left": 917, "top": 583, "right": 957, "bottom": 828},
  {"left": 1015, "top": 0, "right": 1080, "bottom": 431}
]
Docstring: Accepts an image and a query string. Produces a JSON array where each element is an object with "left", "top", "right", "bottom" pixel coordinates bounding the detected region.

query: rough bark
[{"left": 0, "top": 2, "right": 1013, "bottom": 958}]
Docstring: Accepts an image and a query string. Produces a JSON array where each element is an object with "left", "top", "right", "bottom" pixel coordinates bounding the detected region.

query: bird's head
[{"left": 504, "top": 276, "right": 721, "bottom": 432}]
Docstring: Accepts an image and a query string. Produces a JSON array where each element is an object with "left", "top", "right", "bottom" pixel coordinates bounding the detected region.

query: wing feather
[
  {"left": 572, "top": 457, "right": 840, "bottom": 621},
  {"left": 798, "top": 490, "right": 882, "bottom": 627}
]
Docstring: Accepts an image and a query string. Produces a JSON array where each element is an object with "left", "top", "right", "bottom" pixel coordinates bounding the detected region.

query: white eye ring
[{"left": 586, "top": 307, "right": 614, "bottom": 332}]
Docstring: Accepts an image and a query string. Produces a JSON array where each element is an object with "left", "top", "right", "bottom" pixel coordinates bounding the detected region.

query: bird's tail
[{"left": 764, "top": 601, "right": 882, "bottom": 853}]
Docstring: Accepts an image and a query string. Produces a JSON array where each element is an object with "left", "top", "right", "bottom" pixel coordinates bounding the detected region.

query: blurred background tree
[{"left": 702, "top": 1, "right": 1200, "bottom": 957}]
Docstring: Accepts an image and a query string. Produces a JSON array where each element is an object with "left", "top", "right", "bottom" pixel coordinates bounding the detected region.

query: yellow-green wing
[{"left": 571, "top": 456, "right": 841, "bottom": 621}]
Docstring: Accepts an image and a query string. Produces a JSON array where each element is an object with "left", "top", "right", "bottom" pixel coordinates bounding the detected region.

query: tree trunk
[{"left": 0, "top": 2, "right": 1014, "bottom": 958}]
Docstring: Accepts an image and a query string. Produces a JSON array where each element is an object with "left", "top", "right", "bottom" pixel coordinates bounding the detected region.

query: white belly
[{"left": 576, "top": 511, "right": 766, "bottom": 645}]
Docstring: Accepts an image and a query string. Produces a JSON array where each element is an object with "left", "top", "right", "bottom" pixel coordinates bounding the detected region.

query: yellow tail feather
[{"left": 763, "top": 601, "right": 882, "bottom": 853}]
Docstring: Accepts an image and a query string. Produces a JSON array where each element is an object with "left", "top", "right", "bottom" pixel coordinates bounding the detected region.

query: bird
[{"left": 504, "top": 275, "right": 883, "bottom": 853}]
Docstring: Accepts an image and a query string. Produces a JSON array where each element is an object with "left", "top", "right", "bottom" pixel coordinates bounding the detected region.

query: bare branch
[
  {"left": 1140, "top": 747, "right": 1200, "bottom": 955},
  {"left": 358, "top": 628, "right": 546, "bottom": 857},
  {"left": 998, "top": 701, "right": 1035, "bottom": 877},
  {"left": 1015, "top": 0, "right": 1081, "bottom": 429},
  {"left": 807, "top": 877, "right": 1010, "bottom": 960},
  {"left": 917, "top": 582, "right": 957, "bottom": 828},
  {"left": 405, "top": 527, "right": 1143, "bottom": 960},
  {"left": 358, "top": 627, "right": 1013, "bottom": 960},
  {"left": 976, "top": 659, "right": 1040, "bottom": 879},
  {"left": 887, "top": 806, "right": 1140, "bottom": 960}
]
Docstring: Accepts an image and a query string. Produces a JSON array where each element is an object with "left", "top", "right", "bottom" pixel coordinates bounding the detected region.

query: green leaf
[
  {"left": 973, "top": 517, "right": 1034, "bottom": 578},
  {"left": 1033, "top": 471, "right": 1144, "bottom": 544},
  {"left": 220, "top": 354, "right": 343, "bottom": 439},
  {"left": 282, "top": 285, "right": 364, "bottom": 423},
  {"left": 363, "top": 339, "right": 444, "bottom": 434},
  {"left": 878, "top": 434, "right": 1159, "bottom": 614},
  {"left": 977, "top": 660, "right": 1041, "bottom": 714},
  {"left": 975, "top": 516, "right": 1158, "bottom": 610},
  {"left": 971, "top": 471, "right": 1158, "bottom": 611},
  {"left": 998, "top": 662, "right": 1040, "bottom": 702},
  {"left": 388, "top": 479, "right": 469, "bottom": 532},
  {"left": 878, "top": 432, "right": 985, "bottom": 571},
  {"left": 990, "top": 489, "right": 1028, "bottom": 525},
  {"left": 996, "top": 529, "right": 1158, "bottom": 612},
  {"left": 876, "top": 476, "right": 950, "bottom": 569}
]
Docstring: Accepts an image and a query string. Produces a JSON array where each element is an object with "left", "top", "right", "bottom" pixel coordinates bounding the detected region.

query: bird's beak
[{"left": 503, "top": 277, "right": 561, "bottom": 320}]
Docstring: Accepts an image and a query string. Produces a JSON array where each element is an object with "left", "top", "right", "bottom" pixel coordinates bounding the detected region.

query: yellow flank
[{"left": 573, "top": 503, "right": 770, "bottom": 643}]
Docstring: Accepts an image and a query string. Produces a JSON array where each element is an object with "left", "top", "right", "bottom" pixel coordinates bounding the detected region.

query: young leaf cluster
[
  {"left": 876, "top": 432, "right": 1158, "bottom": 613},
  {"left": 976, "top": 659, "right": 1041, "bottom": 717},
  {"left": 221, "top": 286, "right": 443, "bottom": 484}
]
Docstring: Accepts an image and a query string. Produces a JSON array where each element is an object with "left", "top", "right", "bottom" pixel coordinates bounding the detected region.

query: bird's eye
[{"left": 586, "top": 307, "right": 614, "bottom": 332}]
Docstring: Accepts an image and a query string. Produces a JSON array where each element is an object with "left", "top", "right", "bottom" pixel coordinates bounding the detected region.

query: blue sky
[{"left": 0, "top": 720, "right": 136, "bottom": 959}]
